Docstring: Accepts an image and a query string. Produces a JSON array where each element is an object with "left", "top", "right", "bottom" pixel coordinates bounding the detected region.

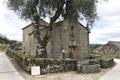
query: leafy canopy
[{"left": 7, "top": 0, "right": 103, "bottom": 27}]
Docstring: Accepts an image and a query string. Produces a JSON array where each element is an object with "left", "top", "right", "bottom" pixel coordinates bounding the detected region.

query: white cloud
[
  {"left": 0, "top": 0, "right": 30, "bottom": 41},
  {"left": 90, "top": 0, "right": 120, "bottom": 44},
  {"left": 0, "top": 0, "right": 120, "bottom": 44}
]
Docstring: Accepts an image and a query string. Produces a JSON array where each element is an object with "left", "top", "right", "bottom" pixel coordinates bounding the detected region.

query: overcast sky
[{"left": 0, "top": 0, "right": 120, "bottom": 44}]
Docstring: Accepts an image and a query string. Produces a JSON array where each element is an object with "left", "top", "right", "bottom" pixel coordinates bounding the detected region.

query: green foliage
[
  {"left": 0, "top": 34, "right": 20, "bottom": 51},
  {"left": 0, "top": 34, "right": 18, "bottom": 44},
  {"left": 6, "top": 0, "right": 107, "bottom": 57},
  {"left": 0, "top": 44, "right": 8, "bottom": 51},
  {"left": 6, "top": 0, "right": 104, "bottom": 27},
  {"left": 90, "top": 44, "right": 101, "bottom": 52},
  {"left": 0, "top": 34, "right": 10, "bottom": 44}
]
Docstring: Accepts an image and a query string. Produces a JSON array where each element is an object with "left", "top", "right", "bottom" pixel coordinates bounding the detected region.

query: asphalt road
[
  {"left": 0, "top": 52, "right": 24, "bottom": 80},
  {"left": 99, "top": 59, "right": 120, "bottom": 80}
]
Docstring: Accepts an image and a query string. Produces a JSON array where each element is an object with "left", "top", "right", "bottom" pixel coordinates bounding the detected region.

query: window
[{"left": 70, "top": 26, "right": 74, "bottom": 41}]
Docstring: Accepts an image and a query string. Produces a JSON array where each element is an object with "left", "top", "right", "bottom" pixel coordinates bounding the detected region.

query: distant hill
[
  {"left": 0, "top": 34, "right": 19, "bottom": 44},
  {"left": 0, "top": 34, "right": 20, "bottom": 51},
  {"left": 90, "top": 44, "right": 102, "bottom": 52},
  {"left": 0, "top": 34, "right": 10, "bottom": 44}
]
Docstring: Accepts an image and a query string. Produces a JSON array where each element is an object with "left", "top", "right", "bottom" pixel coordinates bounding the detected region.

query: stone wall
[
  {"left": 22, "top": 23, "right": 49, "bottom": 57},
  {"left": 50, "top": 19, "right": 89, "bottom": 60},
  {"left": 22, "top": 24, "right": 36, "bottom": 57},
  {"left": 102, "top": 45, "right": 120, "bottom": 58},
  {"left": 23, "top": 19, "right": 89, "bottom": 60},
  {"left": 94, "top": 41, "right": 120, "bottom": 58},
  {"left": 6, "top": 49, "right": 115, "bottom": 75}
]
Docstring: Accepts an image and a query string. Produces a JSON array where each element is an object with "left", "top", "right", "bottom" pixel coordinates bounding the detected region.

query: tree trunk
[
  {"left": 32, "top": 0, "right": 64, "bottom": 58},
  {"left": 32, "top": 0, "right": 48, "bottom": 58}
]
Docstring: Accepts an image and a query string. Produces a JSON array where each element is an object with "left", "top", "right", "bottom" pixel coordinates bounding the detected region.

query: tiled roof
[
  {"left": 22, "top": 19, "right": 48, "bottom": 30},
  {"left": 108, "top": 41, "right": 120, "bottom": 48}
]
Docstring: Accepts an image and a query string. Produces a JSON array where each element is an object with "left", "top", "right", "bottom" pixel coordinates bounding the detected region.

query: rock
[
  {"left": 81, "top": 64, "right": 101, "bottom": 73},
  {"left": 100, "top": 58, "right": 114, "bottom": 68},
  {"left": 77, "top": 60, "right": 101, "bottom": 73}
]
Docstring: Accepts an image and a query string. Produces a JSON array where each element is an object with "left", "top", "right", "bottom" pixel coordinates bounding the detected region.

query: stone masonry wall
[
  {"left": 22, "top": 25, "right": 36, "bottom": 56},
  {"left": 23, "top": 20, "right": 89, "bottom": 60},
  {"left": 50, "top": 19, "right": 89, "bottom": 60}
]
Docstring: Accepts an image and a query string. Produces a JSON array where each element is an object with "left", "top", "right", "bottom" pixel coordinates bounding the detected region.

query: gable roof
[
  {"left": 22, "top": 19, "right": 49, "bottom": 30},
  {"left": 22, "top": 23, "right": 33, "bottom": 30},
  {"left": 107, "top": 41, "right": 120, "bottom": 48},
  {"left": 78, "top": 22, "right": 90, "bottom": 31},
  {"left": 22, "top": 19, "right": 90, "bottom": 33}
]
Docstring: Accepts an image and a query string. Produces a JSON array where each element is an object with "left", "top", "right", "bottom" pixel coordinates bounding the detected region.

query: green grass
[{"left": 0, "top": 44, "right": 8, "bottom": 51}]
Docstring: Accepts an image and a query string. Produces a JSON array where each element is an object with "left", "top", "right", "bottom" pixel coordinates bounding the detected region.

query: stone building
[
  {"left": 22, "top": 20, "right": 48, "bottom": 56},
  {"left": 22, "top": 19, "right": 90, "bottom": 60},
  {"left": 93, "top": 41, "right": 120, "bottom": 58}
]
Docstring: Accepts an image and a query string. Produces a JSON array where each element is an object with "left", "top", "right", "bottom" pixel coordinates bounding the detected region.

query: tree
[
  {"left": 0, "top": 34, "right": 10, "bottom": 44},
  {"left": 7, "top": 0, "right": 105, "bottom": 58}
]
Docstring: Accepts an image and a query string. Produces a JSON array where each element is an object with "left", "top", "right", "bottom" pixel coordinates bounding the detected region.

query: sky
[{"left": 0, "top": 0, "right": 120, "bottom": 44}]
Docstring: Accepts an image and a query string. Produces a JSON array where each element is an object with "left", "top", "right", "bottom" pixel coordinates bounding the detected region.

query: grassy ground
[{"left": 0, "top": 44, "right": 7, "bottom": 52}]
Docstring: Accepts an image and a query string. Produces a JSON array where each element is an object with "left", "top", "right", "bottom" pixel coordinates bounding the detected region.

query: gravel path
[{"left": 0, "top": 52, "right": 24, "bottom": 80}]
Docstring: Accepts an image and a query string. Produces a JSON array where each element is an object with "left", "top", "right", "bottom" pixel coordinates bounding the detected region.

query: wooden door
[{"left": 69, "top": 47, "right": 76, "bottom": 58}]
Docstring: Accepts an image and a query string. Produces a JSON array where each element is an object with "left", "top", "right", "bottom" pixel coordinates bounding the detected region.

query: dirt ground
[
  {"left": 28, "top": 69, "right": 110, "bottom": 80},
  {"left": 9, "top": 57, "right": 110, "bottom": 80}
]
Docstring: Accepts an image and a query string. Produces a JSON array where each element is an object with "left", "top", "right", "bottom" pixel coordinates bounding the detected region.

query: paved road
[
  {"left": 0, "top": 52, "right": 24, "bottom": 80},
  {"left": 99, "top": 59, "right": 120, "bottom": 80}
]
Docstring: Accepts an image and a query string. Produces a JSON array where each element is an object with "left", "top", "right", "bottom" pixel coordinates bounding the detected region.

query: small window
[
  {"left": 70, "top": 26, "right": 74, "bottom": 41},
  {"left": 71, "top": 26, "right": 74, "bottom": 30}
]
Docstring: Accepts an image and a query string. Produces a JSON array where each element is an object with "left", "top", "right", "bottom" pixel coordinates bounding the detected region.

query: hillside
[
  {"left": 0, "top": 34, "right": 10, "bottom": 44},
  {"left": 0, "top": 34, "right": 17, "bottom": 50},
  {"left": 90, "top": 44, "right": 101, "bottom": 52}
]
